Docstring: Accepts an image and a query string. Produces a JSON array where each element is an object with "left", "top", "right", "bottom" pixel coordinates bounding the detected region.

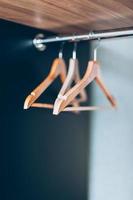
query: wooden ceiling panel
[{"left": 0, "top": 0, "right": 133, "bottom": 34}]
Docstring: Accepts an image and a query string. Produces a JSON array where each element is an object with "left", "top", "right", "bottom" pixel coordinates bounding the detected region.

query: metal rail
[{"left": 33, "top": 29, "right": 133, "bottom": 51}]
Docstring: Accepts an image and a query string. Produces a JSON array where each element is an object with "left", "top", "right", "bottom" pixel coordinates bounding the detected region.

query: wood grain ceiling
[{"left": 0, "top": 0, "right": 133, "bottom": 34}]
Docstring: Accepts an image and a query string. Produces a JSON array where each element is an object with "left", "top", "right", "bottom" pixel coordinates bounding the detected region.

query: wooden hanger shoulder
[{"left": 24, "top": 58, "right": 67, "bottom": 109}]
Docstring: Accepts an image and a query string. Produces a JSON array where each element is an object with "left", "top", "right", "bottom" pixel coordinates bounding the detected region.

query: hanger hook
[
  {"left": 59, "top": 42, "right": 65, "bottom": 58},
  {"left": 94, "top": 38, "right": 100, "bottom": 61},
  {"left": 72, "top": 42, "right": 77, "bottom": 59}
]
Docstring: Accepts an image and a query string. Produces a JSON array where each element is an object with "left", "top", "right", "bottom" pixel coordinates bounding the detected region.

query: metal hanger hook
[
  {"left": 59, "top": 42, "right": 65, "bottom": 58},
  {"left": 72, "top": 42, "right": 77, "bottom": 59},
  {"left": 94, "top": 38, "right": 100, "bottom": 61}
]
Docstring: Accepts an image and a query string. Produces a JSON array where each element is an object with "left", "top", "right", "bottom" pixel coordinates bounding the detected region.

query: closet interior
[{"left": 1, "top": 1, "right": 133, "bottom": 200}]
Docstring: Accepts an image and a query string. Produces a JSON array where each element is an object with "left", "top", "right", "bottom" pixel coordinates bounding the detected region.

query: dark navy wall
[{"left": 1, "top": 19, "right": 91, "bottom": 200}]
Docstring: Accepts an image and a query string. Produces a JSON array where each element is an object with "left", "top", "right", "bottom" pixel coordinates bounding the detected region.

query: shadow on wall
[{"left": 0, "top": 19, "right": 92, "bottom": 200}]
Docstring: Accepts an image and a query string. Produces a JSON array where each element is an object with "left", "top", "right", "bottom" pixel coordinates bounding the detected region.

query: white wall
[{"left": 88, "top": 37, "right": 133, "bottom": 200}]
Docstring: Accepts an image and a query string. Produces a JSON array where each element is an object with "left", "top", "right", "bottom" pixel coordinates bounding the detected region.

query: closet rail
[{"left": 33, "top": 28, "right": 133, "bottom": 50}]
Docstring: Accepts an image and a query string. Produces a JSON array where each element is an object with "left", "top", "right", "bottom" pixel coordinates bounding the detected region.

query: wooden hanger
[
  {"left": 53, "top": 43, "right": 87, "bottom": 114},
  {"left": 24, "top": 57, "right": 67, "bottom": 109},
  {"left": 53, "top": 43, "right": 117, "bottom": 115},
  {"left": 24, "top": 43, "right": 84, "bottom": 111}
]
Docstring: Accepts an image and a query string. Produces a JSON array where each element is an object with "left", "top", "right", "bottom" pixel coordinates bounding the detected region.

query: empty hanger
[
  {"left": 53, "top": 40, "right": 117, "bottom": 115},
  {"left": 53, "top": 43, "right": 87, "bottom": 114},
  {"left": 24, "top": 43, "right": 67, "bottom": 109},
  {"left": 24, "top": 43, "right": 84, "bottom": 111}
]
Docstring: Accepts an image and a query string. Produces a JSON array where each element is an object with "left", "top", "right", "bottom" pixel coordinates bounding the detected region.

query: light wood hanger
[
  {"left": 53, "top": 43, "right": 87, "bottom": 114},
  {"left": 53, "top": 42, "right": 117, "bottom": 115}
]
